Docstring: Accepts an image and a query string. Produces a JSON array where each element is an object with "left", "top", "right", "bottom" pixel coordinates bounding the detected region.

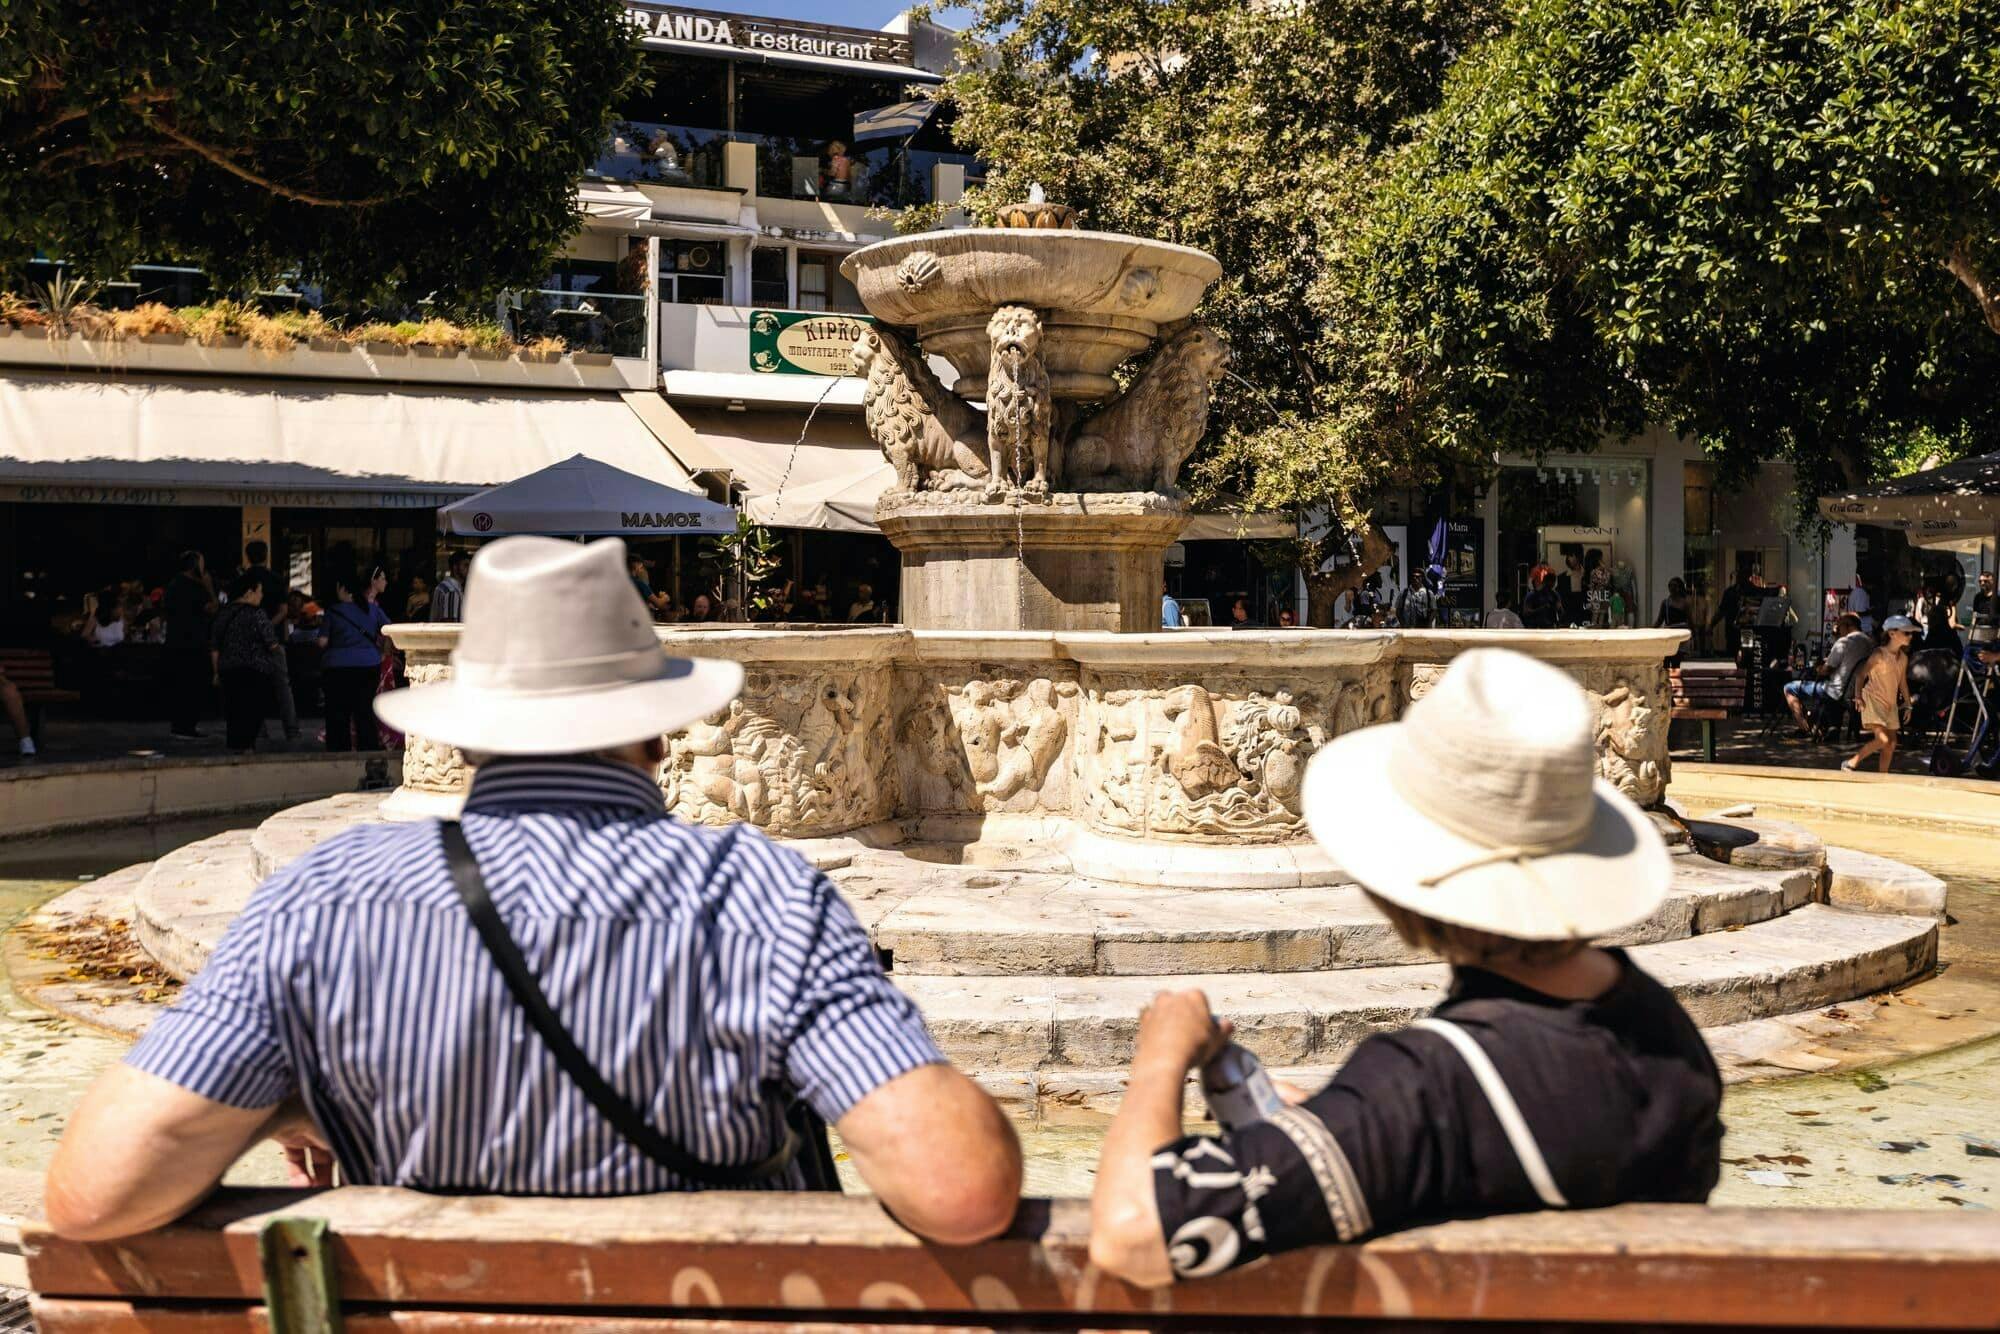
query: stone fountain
[
  {"left": 41, "top": 201, "right": 1945, "bottom": 1115},
  {"left": 842, "top": 198, "right": 1229, "bottom": 631}
]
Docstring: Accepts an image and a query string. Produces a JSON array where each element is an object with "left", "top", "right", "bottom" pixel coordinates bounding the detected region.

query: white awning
[
  {"left": 0, "top": 371, "right": 696, "bottom": 508},
  {"left": 674, "top": 405, "right": 886, "bottom": 532},
  {"left": 662, "top": 369, "right": 867, "bottom": 410},
  {"left": 1182, "top": 510, "right": 1297, "bottom": 541},
  {"left": 578, "top": 180, "right": 655, "bottom": 221}
]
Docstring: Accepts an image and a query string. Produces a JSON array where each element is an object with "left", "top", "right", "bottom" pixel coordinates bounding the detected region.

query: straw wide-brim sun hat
[
  {"left": 374, "top": 536, "right": 742, "bottom": 756},
  {"left": 1301, "top": 648, "right": 1671, "bottom": 941}
]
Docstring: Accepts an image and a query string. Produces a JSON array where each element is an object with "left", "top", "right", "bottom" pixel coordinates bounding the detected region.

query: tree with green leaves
[
  {"left": 929, "top": 0, "right": 1511, "bottom": 608},
  {"left": 1343, "top": 0, "right": 2000, "bottom": 532},
  {"left": 1, "top": 0, "right": 639, "bottom": 302}
]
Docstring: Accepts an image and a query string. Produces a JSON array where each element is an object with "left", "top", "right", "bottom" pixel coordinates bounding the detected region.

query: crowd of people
[
  {"left": 146, "top": 543, "right": 402, "bottom": 755},
  {"left": 47, "top": 537, "right": 1724, "bottom": 1288}
]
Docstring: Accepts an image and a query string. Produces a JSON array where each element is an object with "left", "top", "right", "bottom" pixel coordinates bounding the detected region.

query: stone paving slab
[{"left": 895, "top": 906, "right": 1937, "bottom": 1071}]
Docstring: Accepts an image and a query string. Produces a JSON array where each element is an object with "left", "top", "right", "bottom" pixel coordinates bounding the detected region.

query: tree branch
[
  {"left": 147, "top": 119, "right": 395, "bottom": 208},
  {"left": 1944, "top": 239, "right": 2000, "bottom": 337}
]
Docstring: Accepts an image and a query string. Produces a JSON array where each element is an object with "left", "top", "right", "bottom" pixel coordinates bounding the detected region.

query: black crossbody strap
[{"left": 440, "top": 821, "right": 799, "bottom": 1187}]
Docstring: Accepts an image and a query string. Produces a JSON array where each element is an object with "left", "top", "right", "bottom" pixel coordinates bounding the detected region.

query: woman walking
[
  {"left": 1845, "top": 615, "right": 1917, "bottom": 774},
  {"left": 210, "top": 574, "right": 281, "bottom": 753},
  {"left": 318, "top": 569, "right": 389, "bottom": 751}
]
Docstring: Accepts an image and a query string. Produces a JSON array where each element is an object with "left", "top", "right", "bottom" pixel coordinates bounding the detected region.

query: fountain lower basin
[{"left": 387, "top": 625, "right": 1681, "bottom": 868}]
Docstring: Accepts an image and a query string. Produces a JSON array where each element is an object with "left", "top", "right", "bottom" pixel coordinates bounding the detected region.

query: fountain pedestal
[{"left": 877, "top": 492, "right": 1186, "bottom": 633}]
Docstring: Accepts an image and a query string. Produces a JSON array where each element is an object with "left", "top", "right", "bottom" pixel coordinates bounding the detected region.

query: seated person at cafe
[
  {"left": 822, "top": 140, "right": 857, "bottom": 198},
  {"left": 1783, "top": 611, "right": 1873, "bottom": 733},
  {"left": 1088, "top": 649, "right": 1721, "bottom": 1286}
]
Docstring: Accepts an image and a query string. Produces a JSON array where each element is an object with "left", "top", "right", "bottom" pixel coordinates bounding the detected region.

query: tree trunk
[{"left": 1304, "top": 523, "right": 1393, "bottom": 627}]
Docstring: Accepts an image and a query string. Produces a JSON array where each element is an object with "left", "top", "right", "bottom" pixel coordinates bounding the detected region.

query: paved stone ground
[
  {"left": 1670, "top": 711, "right": 1995, "bottom": 777},
  {"left": 1, "top": 711, "right": 341, "bottom": 771}
]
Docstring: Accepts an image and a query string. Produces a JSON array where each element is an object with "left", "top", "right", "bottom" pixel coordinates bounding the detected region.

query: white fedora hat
[
  {"left": 1301, "top": 648, "right": 1669, "bottom": 940},
  {"left": 374, "top": 536, "right": 742, "bottom": 755}
]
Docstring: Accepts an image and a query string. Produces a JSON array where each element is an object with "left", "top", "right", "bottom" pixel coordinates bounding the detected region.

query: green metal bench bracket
[{"left": 259, "top": 1217, "right": 344, "bottom": 1334}]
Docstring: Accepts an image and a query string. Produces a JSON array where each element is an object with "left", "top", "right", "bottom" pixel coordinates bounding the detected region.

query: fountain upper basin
[{"left": 842, "top": 228, "right": 1222, "bottom": 400}]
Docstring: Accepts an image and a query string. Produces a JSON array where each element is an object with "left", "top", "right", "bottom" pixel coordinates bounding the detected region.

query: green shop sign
[{"left": 749, "top": 309, "right": 875, "bottom": 376}]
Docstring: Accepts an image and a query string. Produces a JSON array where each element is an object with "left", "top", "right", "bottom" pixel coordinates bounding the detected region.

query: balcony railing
[
  {"left": 593, "top": 121, "right": 735, "bottom": 190},
  {"left": 748, "top": 134, "right": 973, "bottom": 209},
  {"left": 507, "top": 290, "right": 647, "bottom": 359}
]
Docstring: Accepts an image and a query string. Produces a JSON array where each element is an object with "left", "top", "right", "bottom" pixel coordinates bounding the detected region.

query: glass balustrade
[
  {"left": 506, "top": 290, "right": 648, "bottom": 358},
  {"left": 593, "top": 121, "right": 736, "bottom": 190}
]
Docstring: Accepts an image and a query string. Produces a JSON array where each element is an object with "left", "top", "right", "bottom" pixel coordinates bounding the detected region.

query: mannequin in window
[{"left": 823, "top": 140, "right": 855, "bottom": 199}]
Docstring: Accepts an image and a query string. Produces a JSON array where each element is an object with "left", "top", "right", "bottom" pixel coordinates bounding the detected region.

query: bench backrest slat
[{"left": 23, "top": 1190, "right": 2000, "bottom": 1332}]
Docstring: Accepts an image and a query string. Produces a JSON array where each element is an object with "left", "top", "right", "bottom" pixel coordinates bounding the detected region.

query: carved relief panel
[
  {"left": 660, "top": 665, "right": 899, "bottom": 838},
  {"left": 897, "top": 665, "right": 1081, "bottom": 814},
  {"left": 1073, "top": 667, "right": 1393, "bottom": 843}
]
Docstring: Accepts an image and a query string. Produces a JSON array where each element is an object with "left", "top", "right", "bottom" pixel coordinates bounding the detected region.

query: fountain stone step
[
  {"left": 895, "top": 905, "right": 1937, "bottom": 1072},
  {"left": 131, "top": 830, "right": 262, "bottom": 981},
  {"left": 847, "top": 851, "right": 1817, "bottom": 976},
  {"left": 147, "top": 806, "right": 1817, "bottom": 984}
]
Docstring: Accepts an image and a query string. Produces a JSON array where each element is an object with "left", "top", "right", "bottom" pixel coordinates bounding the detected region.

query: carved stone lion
[
  {"left": 983, "top": 305, "right": 1053, "bottom": 495},
  {"left": 852, "top": 326, "right": 989, "bottom": 494},
  {"left": 1062, "top": 325, "right": 1231, "bottom": 496}
]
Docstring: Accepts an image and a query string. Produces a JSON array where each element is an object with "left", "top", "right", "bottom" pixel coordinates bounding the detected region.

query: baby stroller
[{"left": 1926, "top": 627, "right": 1999, "bottom": 777}]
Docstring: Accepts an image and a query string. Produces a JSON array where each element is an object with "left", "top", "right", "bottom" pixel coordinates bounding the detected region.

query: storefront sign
[
  {"left": 622, "top": 3, "right": 913, "bottom": 67},
  {"left": 749, "top": 309, "right": 874, "bottom": 376},
  {"left": 0, "top": 483, "right": 462, "bottom": 509},
  {"left": 620, "top": 509, "right": 719, "bottom": 529}
]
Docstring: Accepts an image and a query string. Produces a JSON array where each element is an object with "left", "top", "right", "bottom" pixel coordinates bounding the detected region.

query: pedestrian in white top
[{"left": 1484, "top": 590, "right": 1524, "bottom": 630}]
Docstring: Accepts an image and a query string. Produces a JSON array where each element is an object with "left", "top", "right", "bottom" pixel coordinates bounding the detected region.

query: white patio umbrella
[{"left": 439, "top": 454, "right": 737, "bottom": 538}]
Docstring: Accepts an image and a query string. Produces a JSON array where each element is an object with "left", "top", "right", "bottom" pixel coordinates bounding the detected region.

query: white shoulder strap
[{"left": 1412, "top": 1017, "right": 1569, "bottom": 1209}]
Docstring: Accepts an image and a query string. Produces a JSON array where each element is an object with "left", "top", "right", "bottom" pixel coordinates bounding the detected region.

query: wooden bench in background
[
  {"left": 0, "top": 649, "right": 79, "bottom": 744},
  {"left": 23, "top": 1189, "right": 2000, "bottom": 1332},
  {"left": 1670, "top": 661, "right": 1745, "bottom": 762}
]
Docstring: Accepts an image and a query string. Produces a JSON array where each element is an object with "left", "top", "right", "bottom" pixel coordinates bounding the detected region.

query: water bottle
[{"left": 1201, "top": 1042, "right": 1285, "bottom": 1130}]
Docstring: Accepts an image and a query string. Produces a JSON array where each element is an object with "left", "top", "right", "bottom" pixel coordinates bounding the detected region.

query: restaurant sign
[
  {"left": 622, "top": 3, "right": 913, "bottom": 67},
  {"left": 749, "top": 310, "right": 874, "bottom": 377}
]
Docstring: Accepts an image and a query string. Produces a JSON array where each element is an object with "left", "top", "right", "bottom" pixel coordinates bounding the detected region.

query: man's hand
[
  {"left": 265, "top": 1100, "right": 335, "bottom": 1187},
  {"left": 1134, "top": 989, "right": 1231, "bottom": 1080}
]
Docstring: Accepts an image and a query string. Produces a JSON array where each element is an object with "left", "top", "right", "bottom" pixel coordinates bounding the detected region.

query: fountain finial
[{"left": 998, "top": 184, "right": 1078, "bottom": 230}]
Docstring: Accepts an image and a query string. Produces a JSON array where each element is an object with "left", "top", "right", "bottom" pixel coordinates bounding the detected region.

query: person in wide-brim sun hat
[
  {"left": 1301, "top": 646, "right": 1672, "bottom": 943},
  {"left": 1086, "top": 647, "right": 1720, "bottom": 1290},
  {"left": 374, "top": 536, "right": 743, "bottom": 755}
]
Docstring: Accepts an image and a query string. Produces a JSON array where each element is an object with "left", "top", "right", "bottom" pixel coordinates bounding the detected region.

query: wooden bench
[
  {"left": 22, "top": 1189, "right": 2000, "bottom": 1332},
  {"left": 0, "top": 648, "right": 79, "bottom": 744},
  {"left": 1670, "top": 662, "right": 1744, "bottom": 762}
]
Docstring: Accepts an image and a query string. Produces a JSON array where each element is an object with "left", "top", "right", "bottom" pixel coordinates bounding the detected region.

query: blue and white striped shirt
[{"left": 126, "top": 757, "right": 943, "bottom": 1194}]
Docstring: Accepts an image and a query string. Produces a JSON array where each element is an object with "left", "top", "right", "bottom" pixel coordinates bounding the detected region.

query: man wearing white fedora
[
  {"left": 1088, "top": 648, "right": 1723, "bottom": 1285},
  {"left": 48, "top": 537, "right": 1022, "bottom": 1244}
]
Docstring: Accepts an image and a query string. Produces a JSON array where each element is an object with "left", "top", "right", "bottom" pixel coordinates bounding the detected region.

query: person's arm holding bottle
[{"left": 1090, "top": 990, "right": 1229, "bottom": 1287}]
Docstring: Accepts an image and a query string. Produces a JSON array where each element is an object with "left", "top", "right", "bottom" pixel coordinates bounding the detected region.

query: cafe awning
[
  {"left": 1819, "top": 450, "right": 2000, "bottom": 529},
  {"left": 439, "top": 454, "right": 736, "bottom": 537},
  {"left": 0, "top": 371, "right": 697, "bottom": 507},
  {"left": 671, "top": 405, "right": 885, "bottom": 532}
]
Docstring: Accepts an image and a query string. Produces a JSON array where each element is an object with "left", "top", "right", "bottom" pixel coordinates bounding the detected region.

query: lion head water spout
[{"left": 842, "top": 202, "right": 1229, "bottom": 632}]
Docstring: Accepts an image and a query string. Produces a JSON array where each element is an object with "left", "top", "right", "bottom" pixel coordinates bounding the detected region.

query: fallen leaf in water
[
  {"left": 1786, "top": 1109, "right": 1822, "bottom": 1117},
  {"left": 1877, "top": 1140, "right": 1931, "bottom": 1153},
  {"left": 1940, "top": 1197, "right": 1991, "bottom": 1210},
  {"left": 1756, "top": 1154, "right": 1811, "bottom": 1167},
  {"left": 1856, "top": 1106, "right": 1876, "bottom": 1113}
]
